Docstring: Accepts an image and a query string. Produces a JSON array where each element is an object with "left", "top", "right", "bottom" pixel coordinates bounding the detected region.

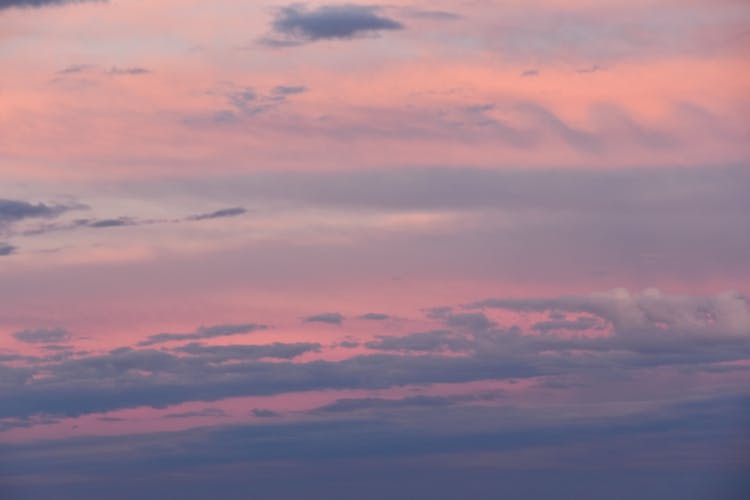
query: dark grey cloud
[
  {"left": 304, "top": 313, "right": 344, "bottom": 325},
  {"left": 187, "top": 207, "right": 248, "bottom": 221},
  {"left": 13, "top": 327, "right": 71, "bottom": 344},
  {"left": 1, "top": 392, "right": 747, "bottom": 500},
  {"left": 40, "top": 344, "right": 74, "bottom": 352},
  {"left": 251, "top": 408, "right": 281, "bottom": 418},
  {"left": 0, "top": 290, "right": 747, "bottom": 422},
  {"left": 164, "top": 407, "right": 228, "bottom": 419},
  {"left": 0, "top": 199, "right": 75, "bottom": 227},
  {"left": 175, "top": 342, "right": 321, "bottom": 361},
  {"left": 338, "top": 340, "right": 360, "bottom": 348},
  {"left": 442, "top": 312, "right": 495, "bottom": 332},
  {"left": 83, "top": 217, "right": 134, "bottom": 228},
  {"left": 532, "top": 315, "right": 603, "bottom": 333},
  {"left": 0, "top": 415, "right": 60, "bottom": 432},
  {"left": 0, "top": 243, "right": 16, "bottom": 256},
  {"left": 264, "top": 4, "right": 403, "bottom": 46},
  {"left": 0, "top": 0, "right": 96, "bottom": 10},
  {"left": 22, "top": 205, "right": 248, "bottom": 238},
  {"left": 138, "top": 323, "right": 267, "bottom": 347},
  {"left": 273, "top": 85, "right": 307, "bottom": 95},
  {"left": 365, "top": 330, "right": 474, "bottom": 353},
  {"left": 0, "top": 346, "right": 541, "bottom": 420},
  {"left": 311, "top": 395, "right": 457, "bottom": 414},
  {"left": 521, "top": 69, "right": 539, "bottom": 77},
  {"left": 359, "top": 313, "right": 390, "bottom": 321}
]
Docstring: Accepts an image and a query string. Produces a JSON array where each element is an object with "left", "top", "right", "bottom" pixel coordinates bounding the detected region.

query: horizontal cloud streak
[
  {"left": 265, "top": 3, "right": 403, "bottom": 46},
  {"left": 138, "top": 323, "right": 267, "bottom": 347},
  {"left": 187, "top": 207, "right": 248, "bottom": 221},
  {"left": 13, "top": 327, "right": 71, "bottom": 344},
  {"left": 134, "top": 166, "right": 750, "bottom": 214},
  {"left": 0, "top": 0, "right": 97, "bottom": 10}
]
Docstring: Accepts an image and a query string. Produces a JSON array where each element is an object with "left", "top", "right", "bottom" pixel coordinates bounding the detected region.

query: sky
[{"left": 0, "top": 1, "right": 749, "bottom": 498}]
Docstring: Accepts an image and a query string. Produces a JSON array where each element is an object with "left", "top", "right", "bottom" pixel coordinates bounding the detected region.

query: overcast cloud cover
[{"left": 0, "top": 1, "right": 748, "bottom": 499}]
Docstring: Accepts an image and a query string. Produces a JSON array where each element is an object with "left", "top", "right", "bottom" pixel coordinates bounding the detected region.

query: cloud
[
  {"left": 311, "top": 395, "right": 457, "bottom": 414},
  {"left": 175, "top": 342, "right": 322, "bottom": 361},
  {"left": 0, "top": 0, "right": 97, "bottom": 10},
  {"left": 264, "top": 4, "right": 403, "bottom": 46},
  {"left": 399, "top": 8, "right": 461, "bottom": 21},
  {"left": 469, "top": 288, "right": 750, "bottom": 339},
  {"left": 0, "top": 243, "right": 16, "bottom": 256},
  {"left": 57, "top": 64, "right": 94, "bottom": 74},
  {"left": 163, "top": 408, "right": 228, "bottom": 419},
  {"left": 303, "top": 313, "right": 344, "bottom": 325},
  {"left": 201, "top": 83, "right": 308, "bottom": 122},
  {"left": 359, "top": 313, "right": 390, "bottom": 321},
  {"left": 138, "top": 323, "right": 267, "bottom": 347},
  {"left": 0, "top": 199, "right": 76, "bottom": 227},
  {"left": 107, "top": 66, "right": 150, "bottom": 76},
  {"left": 251, "top": 408, "right": 281, "bottom": 418},
  {"left": 187, "top": 207, "right": 248, "bottom": 221},
  {"left": 22, "top": 204, "right": 249, "bottom": 238},
  {"left": 273, "top": 85, "right": 307, "bottom": 95},
  {"left": 83, "top": 217, "right": 134, "bottom": 228},
  {"left": 515, "top": 102, "right": 601, "bottom": 152},
  {"left": 531, "top": 315, "right": 603, "bottom": 333},
  {"left": 365, "top": 330, "right": 473, "bottom": 353},
  {"left": 521, "top": 69, "right": 539, "bottom": 77},
  {"left": 1, "top": 290, "right": 748, "bottom": 421},
  {"left": 576, "top": 64, "right": 603, "bottom": 74},
  {"left": 13, "top": 327, "right": 72, "bottom": 344},
  {"left": 149, "top": 165, "right": 750, "bottom": 215},
  {"left": 2, "top": 391, "right": 746, "bottom": 500}
]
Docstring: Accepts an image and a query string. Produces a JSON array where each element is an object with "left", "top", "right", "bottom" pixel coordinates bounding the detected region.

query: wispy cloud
[{"left": 187, "top": 207, "right": 248, "bottom": 221}]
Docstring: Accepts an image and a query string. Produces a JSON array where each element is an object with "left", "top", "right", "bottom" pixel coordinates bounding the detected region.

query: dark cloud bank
[{"left": 0, "top": 290, "right": 748, "bottom": 499}]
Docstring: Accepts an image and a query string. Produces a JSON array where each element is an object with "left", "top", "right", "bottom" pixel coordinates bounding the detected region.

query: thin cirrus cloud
[
  {"left": 187, "top": 207, "right": 248, "bottom": 221},
  {"left": 106, "top": 66, "right": 150, "bottom": 76},
  {"left": 138, "top": 323, "right": 268, "bottom": 347},
  {"left": 359, "top": 313, "right": 390, "bottom": 321},
  {"left": 261, "top": 3, "right": 404, "bottom": 46}
]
